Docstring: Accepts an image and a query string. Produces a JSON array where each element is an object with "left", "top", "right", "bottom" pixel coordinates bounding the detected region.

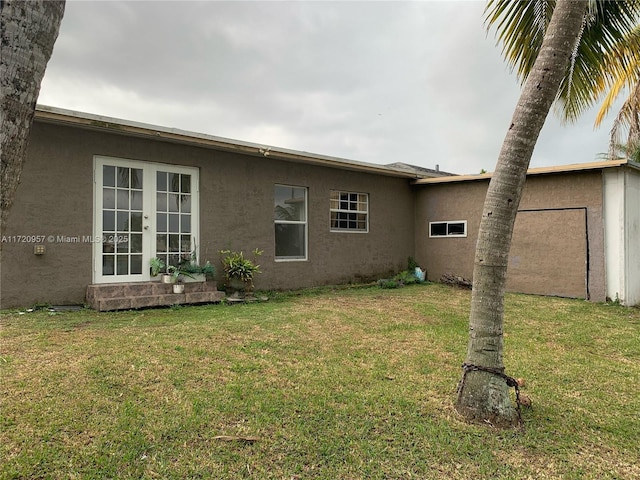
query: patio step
[{"left": 86, "top": 281, "right": 225, "bottom": 311}]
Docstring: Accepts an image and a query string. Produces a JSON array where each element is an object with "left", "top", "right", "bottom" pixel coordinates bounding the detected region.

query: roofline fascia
[
  {"left": 412, "top": 159, "right": 640, "bottom": 185},
  {"left": 33, "top": 105, "right": 422, "bottom": 179}
]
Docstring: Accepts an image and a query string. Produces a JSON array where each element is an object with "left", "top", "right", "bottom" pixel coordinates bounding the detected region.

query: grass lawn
[{"left": 1, "top": 283, "right": 639, "bottom": 479}]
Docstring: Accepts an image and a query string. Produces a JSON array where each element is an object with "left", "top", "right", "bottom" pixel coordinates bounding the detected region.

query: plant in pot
[
  {"left": 220, "top": 248, "right": 263, "bottom": 298},
  {"left": 167, "top": 265, "right": 196, "bottom": 293},
  {"left": 177, "top": 251, "right": 216, "bottom": 283},
  {"left": 150, "top": 257, "right": 174, "bottom": 284}
]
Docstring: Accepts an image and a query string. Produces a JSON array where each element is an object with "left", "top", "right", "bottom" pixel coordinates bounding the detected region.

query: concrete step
[{"left": 86, "top": 281, "right": 225, "bottom": 311}]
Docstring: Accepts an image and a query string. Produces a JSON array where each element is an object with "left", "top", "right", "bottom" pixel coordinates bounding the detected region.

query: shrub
[{"left": 378, "top": 269, "right": 422, "bottom": 289}]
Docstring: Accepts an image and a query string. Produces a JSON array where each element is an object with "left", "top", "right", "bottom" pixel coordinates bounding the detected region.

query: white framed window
[
  {"left": 429, "top": 220, "right": 467, "bottom": 238},
  {"left": 330, "top": 190, "right": 368, "bottom": 233},
  {"left": 274, "top": 184, "right": 307, "bottom": 260}
]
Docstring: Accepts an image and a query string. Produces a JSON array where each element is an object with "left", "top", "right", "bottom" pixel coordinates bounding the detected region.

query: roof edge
[
  {"left": 413, "top": 159, "right": 640, "bottom": 185},
  {"left": 34, "top": 105, "right": 429, "bottom": 179}
]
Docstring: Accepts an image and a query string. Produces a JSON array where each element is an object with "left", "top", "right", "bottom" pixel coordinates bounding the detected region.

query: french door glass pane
[
  {"left": 169, "top": 173, "right": 180, "bottom": 192},
  {"left": 131, "top": 213, "right": 142, "bottom": 231},
  {"left": 131, "top": 234, "right": 142, "bottom": 253},
  {"left": 103, "top": 256, "right": 114, "bottom": 275},
  {"left": 117, "top": 235, "right": 129, "bottom": 253},
  {"left": 117, "top": 211, "right": 128, "bottom": 231},
  {"left": 169, "top": 194, "right": 180, "bottom": 212},
  {"left": 156, "top": 171, "right": 192, "bottom": 268},
  {"left": 131, "top": 169, "right": 143, "bottom": 189},
  {"left": 157, "top": 193, "right": 167, "bottom": 211},
  {"left": 131, "top": 191, "right": 143, "bottom": 210},
  {"left": 157, "top": 171, "right": 167, "bottom": 191},
  {"left": 103, "top": 188, "right": 115, "bottom": 209},
  {"left": 156, "top": 234, "right": 167, "bottom": 252},
  {"left": 182, "top": 196, "right": 191, "bottom": 213},
  {"left": 103, "top": 211, "right": 115, "bottom": 231},
  {"left": 102, "top": 165, "right": 144, "bottom": 276},
  {"left": 103, "top": 241, "right": 115, "bottom": 254},
  {"left": 103, "top": 166, "right": 116, "bottom": 187},
  {"left": 117, "top": 167, "right": 129, "bottom": 188},
  {"left": 116, "top": 255, "right": 128, "bottom": 274},
  {"left": 169, "top": 234, "right": 179, "bottom": 251},
  {"left": 156, "top": 213, "right": 167, "bottom": 232},
  {"left": 117, "top": 190, "right": 128, "bottom": 209},
  {"left": 131, "top": 255, "right": 143, "bottom": 275},
  {"left": 169, "top": 214, "right": 179, "bottom": 231}
]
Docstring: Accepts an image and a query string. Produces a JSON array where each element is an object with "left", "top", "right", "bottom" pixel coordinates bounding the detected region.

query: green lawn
[{"left": 1, "top": 283, "right": 639, "bottom": 479}]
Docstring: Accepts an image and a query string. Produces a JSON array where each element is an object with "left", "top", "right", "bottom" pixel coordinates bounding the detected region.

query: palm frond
[
  {"left": 607, "top": 80, "right": 640, "bottom": 158},
  {"left": 485, "top": 0, "right": 640, "bottom": 123},
  {"left": 594, "top": 25, "right": 640, "bottom": 127}
]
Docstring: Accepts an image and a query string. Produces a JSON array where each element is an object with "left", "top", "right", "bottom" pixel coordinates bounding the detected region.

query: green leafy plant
[
  {"left": 177, "top": 250, "right": 216, "bottom": 280},
  {"left": 220, "top": 248, "right": 263, "bottom": 285},
  {"left": 166, "top": 265, "right": 196, "bottom": 283},
  {"left": 377, "top": 278, "right": 401, "bottom": 289},
  {"left": 395, "top": 270, "right": 420, "bottom": 285},
  {"left": 407, "top": 256, "right": 418, "bottom": 271},
  {"left": 149, "top": 257, "right": 166, "bottom": 277},
  {"left": 378, "top": 269, "right": 421, "bottom": 289},
  {"left": 179, "top": 260, "right": 215, "bottom": 278}
]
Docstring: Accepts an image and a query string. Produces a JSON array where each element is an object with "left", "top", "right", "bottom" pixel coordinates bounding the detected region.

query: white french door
[{"left": 93, "top": 156, "right": 199, "bottom": 283}]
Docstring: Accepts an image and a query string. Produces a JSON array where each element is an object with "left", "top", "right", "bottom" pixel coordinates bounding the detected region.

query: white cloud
[{"left": 38, "top": 0, "right": 618, "bottom": 175}]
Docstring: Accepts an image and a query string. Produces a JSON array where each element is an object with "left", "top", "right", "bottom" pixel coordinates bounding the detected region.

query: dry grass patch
[{"left": 1, "top": 283, "right": 639, "bottom": 479}]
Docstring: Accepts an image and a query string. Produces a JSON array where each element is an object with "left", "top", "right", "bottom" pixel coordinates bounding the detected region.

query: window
[
  {"left": 330, "top": 190, "right": 368, "bottom": 232},
  {"left": 274, "top": 185, "right": 307, "bottom": 260},
  {"left": 429, "top": 220, "right": 467, "bottom": 237}
]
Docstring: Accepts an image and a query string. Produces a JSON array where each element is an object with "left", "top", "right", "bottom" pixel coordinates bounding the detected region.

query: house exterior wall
[
  {"left": 604, "top": 167, "right": 640, "bottom": 305},
  {"left": 415, "top": 171, "right": 606, "bottom": 301},
  {"left": 0, "top": 121, "right": 415, "bottom": 308},
  {"left": 623, "top": 168, "right": 640, "bottom": 306},
  {"left": 603, "top": 169, "right": 625, "bottom": 303},
  {"left": 508, "top": 209, "right": 587, "bottom": 298}
]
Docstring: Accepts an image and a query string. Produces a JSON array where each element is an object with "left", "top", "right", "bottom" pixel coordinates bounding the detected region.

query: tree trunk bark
[
  {"left": 1, "top": 0, "right": 65, "bottom": 233},
  {"left": 455, "top": 0, "right": 588, "bottom": 428}
]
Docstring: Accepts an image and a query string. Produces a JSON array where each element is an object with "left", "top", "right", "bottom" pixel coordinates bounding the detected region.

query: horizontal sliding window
[
  {"left": 429, "top": 220, "right": 467, "bottom": 238},
  {"left": 330, "top": 190, "right": 368, "bottom": 232}
]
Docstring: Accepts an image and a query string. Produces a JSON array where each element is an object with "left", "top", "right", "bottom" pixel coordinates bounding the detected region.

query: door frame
[{"left": 93, "top": 155, "right": 199, "bottom": 284}]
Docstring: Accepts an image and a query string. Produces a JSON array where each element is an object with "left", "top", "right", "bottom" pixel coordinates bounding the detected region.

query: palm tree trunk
[
  {"left": 455, "top": 0, "right": 588, "bottom": 428},
  {"left": 1, "top": 0, "right": 65, "bottom": 233}
]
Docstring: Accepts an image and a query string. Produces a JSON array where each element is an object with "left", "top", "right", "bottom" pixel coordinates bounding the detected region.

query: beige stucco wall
[
  {"left": 0, "top": 121, "right": 414, "bottom": 308},
  {"left": 509, "top": 209, "right": 587, "bottom": 298},
  {"left": 415, "top": 171, "right": 606, "bottom": 301}
]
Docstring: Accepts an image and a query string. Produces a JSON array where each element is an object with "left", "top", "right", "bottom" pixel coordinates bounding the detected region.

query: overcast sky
[{"left": 38, "top": 0, "right": 618, "bottom": 175}]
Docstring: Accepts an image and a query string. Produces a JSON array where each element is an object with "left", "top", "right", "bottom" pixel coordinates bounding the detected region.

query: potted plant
[
  {"left": 166, "top": 265, "right": 196, "bottom": 293},
  {"left": 150, "top": 257, "right": 175, "bottom": 283},
  {"left": 177, "top": 258, "right": 216, "bottom": 283},
  {"left": 150, "top": 257, "right": 165, "bottom": 277},
  {"left": 220, "top": 248, "right": 263, "bottom": 297}
]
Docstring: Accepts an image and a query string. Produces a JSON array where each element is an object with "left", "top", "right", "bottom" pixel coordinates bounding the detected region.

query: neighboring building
[{"left": 1, "top": 106, "right": 639, "bottom": 309}]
